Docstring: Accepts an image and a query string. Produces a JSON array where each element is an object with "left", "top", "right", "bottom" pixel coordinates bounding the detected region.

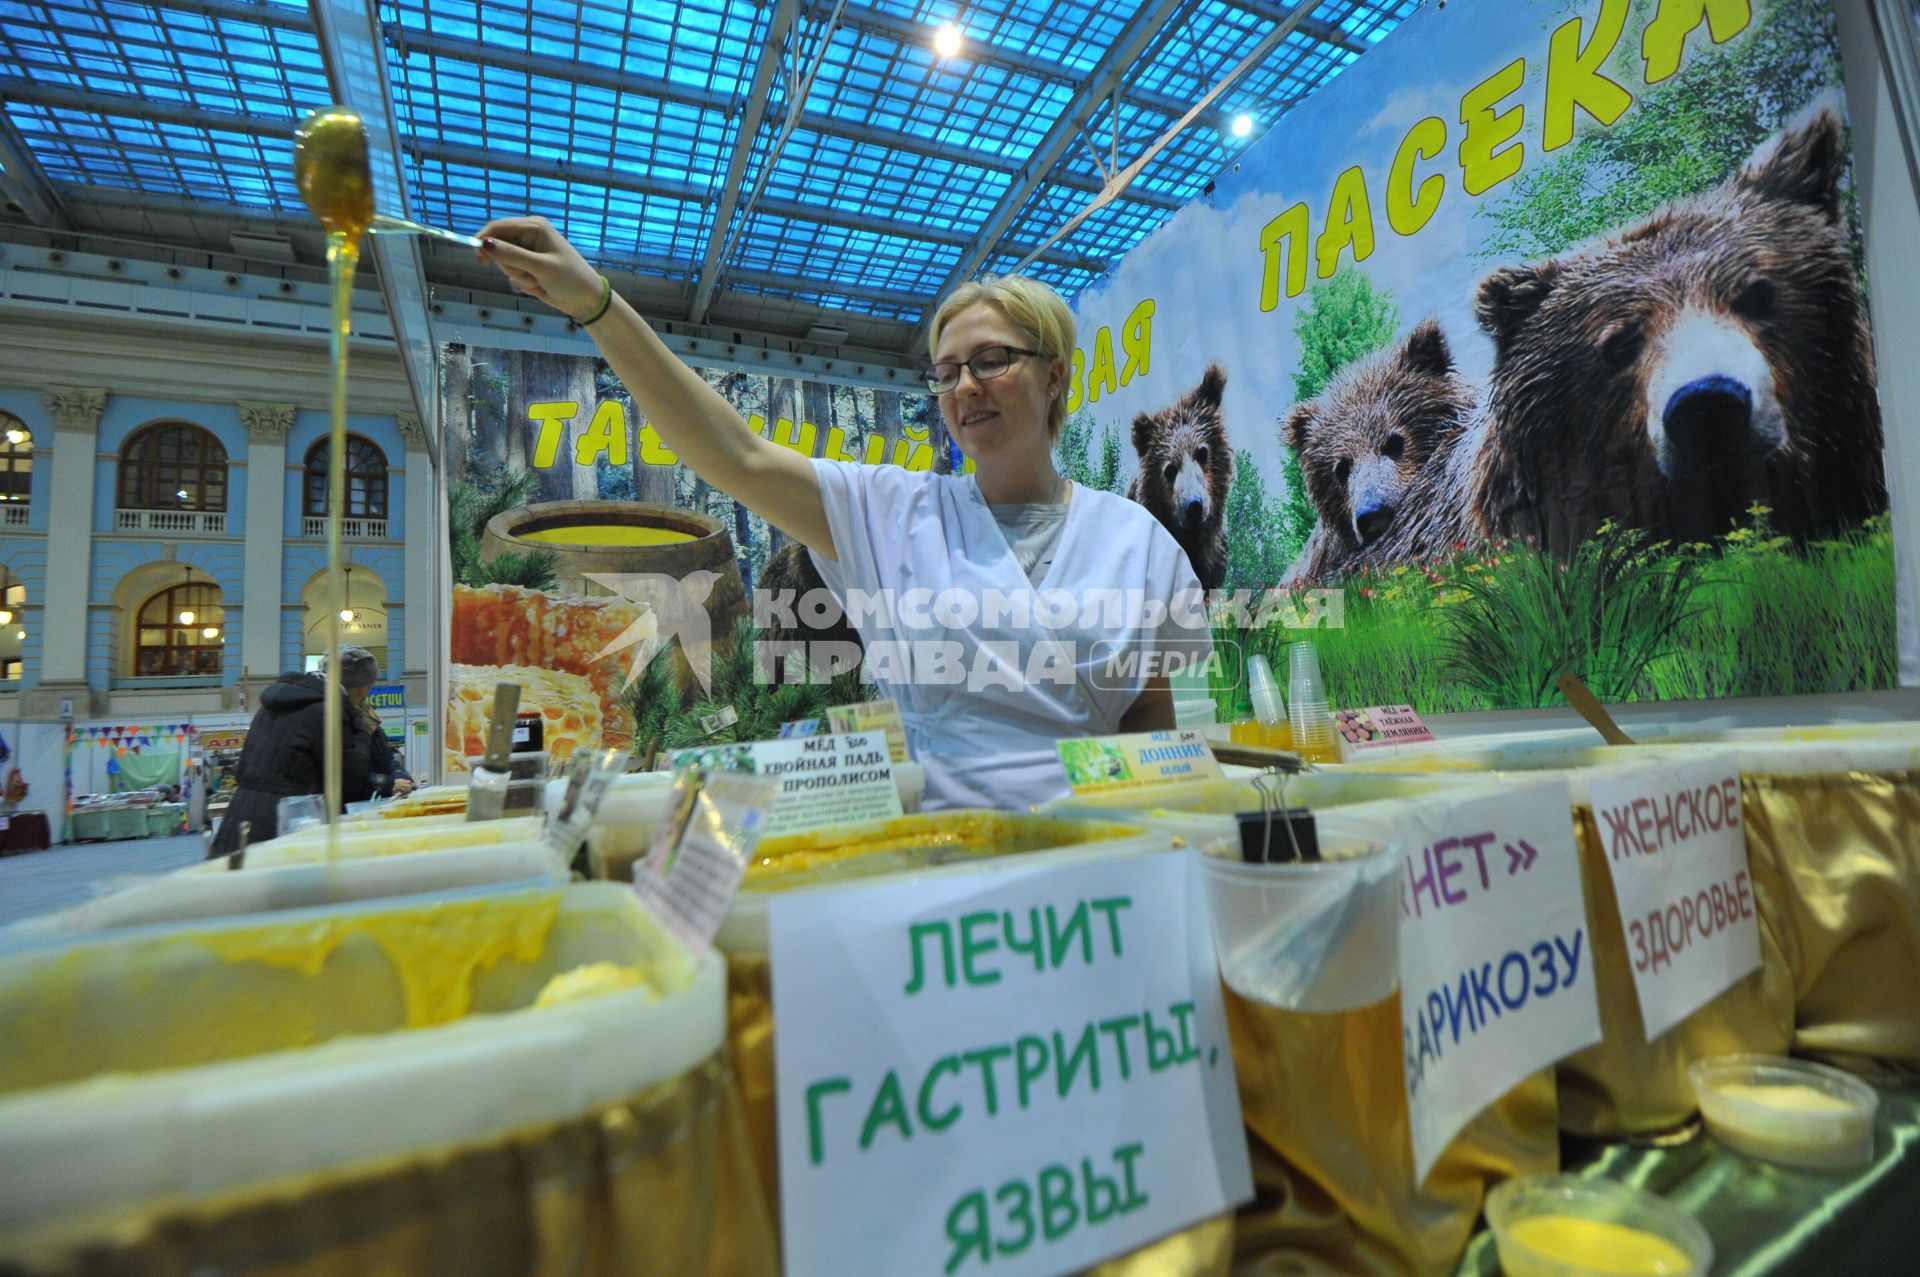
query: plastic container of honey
[
  {"left": 1690, "top": 1054, "right": 1877, "bottom": 1170},
  {"left": 1485, "top": 1174, "right": 1711, "bottom": 1277}
]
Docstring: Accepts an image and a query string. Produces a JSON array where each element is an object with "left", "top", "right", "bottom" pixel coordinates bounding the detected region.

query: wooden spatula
[{"left": 1556, "top": 673, "right": 1635, "bottom": 746}]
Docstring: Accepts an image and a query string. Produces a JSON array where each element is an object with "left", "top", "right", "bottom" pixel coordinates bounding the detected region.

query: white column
[
  {"left": 238, "top": 401, "right": 294, "bottom": 681},
  {"left": 38, "top": 386, "right": 104, "bottom": 684},
  {"left": 398, "top": 411, "right": 433, "bottom": 676}
]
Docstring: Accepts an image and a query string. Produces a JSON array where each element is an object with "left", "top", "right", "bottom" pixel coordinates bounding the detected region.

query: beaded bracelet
[{"left": 577, "top": 274, "right": 614, "bottom": 326}]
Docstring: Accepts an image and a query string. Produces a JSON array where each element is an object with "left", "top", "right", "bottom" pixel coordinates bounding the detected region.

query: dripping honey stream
[{"left": 293, "top": 107, "right": 375, "bottom": 882}]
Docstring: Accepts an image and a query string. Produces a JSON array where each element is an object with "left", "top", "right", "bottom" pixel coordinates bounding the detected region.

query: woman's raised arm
[{"left": 476, "top": 216, "right": 835, "bottom": 558}]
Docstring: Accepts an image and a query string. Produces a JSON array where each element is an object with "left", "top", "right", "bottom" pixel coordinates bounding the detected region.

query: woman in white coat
[{"left": 477, "top": 218, "right": 1209, "bottom": 809}]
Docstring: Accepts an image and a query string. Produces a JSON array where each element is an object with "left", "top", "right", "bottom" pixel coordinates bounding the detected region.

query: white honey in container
[{"left": 1689, "top": 1054, "right": 1877, "bottom": 1170}]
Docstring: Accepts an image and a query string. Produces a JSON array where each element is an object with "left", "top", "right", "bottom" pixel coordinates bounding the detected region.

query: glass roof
[{"left": 0, "top": 0, "right": 1416, "bottom": 337}]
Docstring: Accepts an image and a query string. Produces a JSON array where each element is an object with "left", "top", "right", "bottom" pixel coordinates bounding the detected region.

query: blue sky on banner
[{"left": 1069, "top": 0, "right": 1840, "bottom": 491}]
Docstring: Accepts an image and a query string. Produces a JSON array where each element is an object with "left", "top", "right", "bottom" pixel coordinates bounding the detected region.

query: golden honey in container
[
  {"left": 1485, "top": 1175, "right": 1711, "bottom": 1277},
  {"left": 0, "top": 885, "right": 776, "bottom": 1274},
  {"left": 517, "top": 523, "right": 696, "bottom": 547},
  {"left": 1689, "top": 1054, "right": 1877, "bottom": 1169}
]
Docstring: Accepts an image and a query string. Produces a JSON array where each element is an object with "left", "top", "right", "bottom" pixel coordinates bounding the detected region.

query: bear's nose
[
  {"left": 1182, "top": 498, "right": 1206, "bottom": 528},
  {"left": 1354, "top": 504, "right": 1395, "bottom": 544},
  {"left": 1663, "top": 375, "right": 1753, "bottom": 458}
]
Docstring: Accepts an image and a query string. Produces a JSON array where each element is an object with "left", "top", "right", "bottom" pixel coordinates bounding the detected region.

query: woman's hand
[{"left": 475, "top": 216, "right": 604, "bottom": 320}]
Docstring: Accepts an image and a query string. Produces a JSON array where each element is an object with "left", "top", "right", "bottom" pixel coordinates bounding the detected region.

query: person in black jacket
[
  {"left": 361, "top": 704, "right": 415, "bottom": 799},
  {"left": 207, "top": 647, "right": 381, "bottom": 857}
]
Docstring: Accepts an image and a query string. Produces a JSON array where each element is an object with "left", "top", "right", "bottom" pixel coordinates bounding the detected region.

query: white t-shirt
[{"left": 808, "top": 458, "right": 1210, "bottom": 810}]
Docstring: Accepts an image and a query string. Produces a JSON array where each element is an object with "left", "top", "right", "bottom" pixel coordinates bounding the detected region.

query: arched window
[
  {"left": 0, "top": 567, "right": 23, "bottom": 681},
  {"left": 118, "top": 422, "right": 228, "bottom": 512},
  {"left": 304, "top": 435, "right": 388, "bottom": 520},
  {"left": 134, "top": 580, "right": 224, "bottom": 677},
  {"left": 0, "top": 414, "right": 30, "bottom": 504}
]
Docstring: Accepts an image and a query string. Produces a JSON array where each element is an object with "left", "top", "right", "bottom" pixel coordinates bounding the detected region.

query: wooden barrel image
[{"left": 479, "top": 499, "right": 749, "bottom": 646}]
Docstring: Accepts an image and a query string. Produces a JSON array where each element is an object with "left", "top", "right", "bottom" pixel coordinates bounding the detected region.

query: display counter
[
  {"left": 1454, "top": 1085, "right": 1920, "bottom": 1275},
  {"left": 66, "top": 803, "right": 183, "bottom": 842}
]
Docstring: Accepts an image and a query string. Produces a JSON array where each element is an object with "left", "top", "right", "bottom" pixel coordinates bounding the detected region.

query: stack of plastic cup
[{"left": 1287, "top": 642, "right": 1341, "bottom": 763}]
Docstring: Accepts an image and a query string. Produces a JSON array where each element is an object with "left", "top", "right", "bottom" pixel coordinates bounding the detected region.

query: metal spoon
[
  {"left": 369, "top": 214, "right": 483, "bottom": 249},
  {"left": 292, "top": 106, "right": 374, "bottom": 239}
]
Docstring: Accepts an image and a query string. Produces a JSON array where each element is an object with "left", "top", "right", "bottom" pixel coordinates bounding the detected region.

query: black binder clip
[{"left": 1237, "top": 768, "right": 1319, "bottom": 864}]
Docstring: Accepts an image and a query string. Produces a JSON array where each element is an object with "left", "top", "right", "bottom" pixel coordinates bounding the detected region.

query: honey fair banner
[
  {"left": 1066, "top": 0, "right": 1900, "bottom": 715},
  {"left": 439, "top": 344, "right": 938, "bottom": 771}
]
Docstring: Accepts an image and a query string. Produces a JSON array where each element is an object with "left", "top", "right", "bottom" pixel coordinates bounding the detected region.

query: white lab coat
[{"left": 808, "top": 459, "right": 1209, "bottom": 810}]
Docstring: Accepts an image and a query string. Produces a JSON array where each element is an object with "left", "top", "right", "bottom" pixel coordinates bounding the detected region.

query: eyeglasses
[{"left": 922, "top": 346, "right": 1040, "bottom": 394}]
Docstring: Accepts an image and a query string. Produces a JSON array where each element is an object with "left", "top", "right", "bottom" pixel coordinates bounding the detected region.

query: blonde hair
[{"left": 929, "top": 274, "right": 1075, "bottom": 441}]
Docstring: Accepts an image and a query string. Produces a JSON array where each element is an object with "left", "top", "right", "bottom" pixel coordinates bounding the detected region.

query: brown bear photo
[
  {"left": 1280, "top": 317, "right": 1482, "bottom": 582},
  {"left": 1471, "top": 107, "right": 1885, "bottom": 554},
  {"left": 1125, "top": 362, "right": 1234, "bottom": 590}
]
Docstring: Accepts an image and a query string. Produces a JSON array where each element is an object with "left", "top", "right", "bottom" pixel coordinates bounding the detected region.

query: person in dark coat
[
  {"left": 208, "top": 647, "right": 381, "bottom": 857},
  {"left": 362, "top": 706, "right": 415, "bottom": 799}
]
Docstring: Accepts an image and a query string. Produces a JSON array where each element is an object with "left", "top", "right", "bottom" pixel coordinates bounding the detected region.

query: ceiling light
[
  {"left": 1231, "top": 114, "right": 1254, "bottom": 138},
  {"left": 176, "top": 488, "right": 189, "bottom": 501},
  {"left": 340, "top": 608, "right": 356, "bottom": 624},
  {"left": 3, "top": 428, "right": 23, "bottom": 444},
  {"left": 934, "top": 23, "right": 963, "bottom": 58},
  {"left": 13, "top": 629, "right": 21, "bottom": 641},
  {"left": 0, "top": 610, "right": 10, "bottom": 625},
  {"left": 178, "top": 609, "right": 196, "bottom": 625},
  {"left": 202, "top": 626, "right": 219, "bottom": 639}
]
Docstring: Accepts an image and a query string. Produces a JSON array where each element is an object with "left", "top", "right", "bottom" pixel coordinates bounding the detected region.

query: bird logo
[{"left": 585, "top": 570, "right": 722, "bottom": 695}]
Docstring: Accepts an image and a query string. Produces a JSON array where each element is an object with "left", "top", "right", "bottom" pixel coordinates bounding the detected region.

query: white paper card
[
  {"left": 1585, "top": 754, "right": 1762, "bottom": 1041},
  {"left": 1397, "top": 778, "right": 1602, "bottom": 1183},
  {"left": 669, "top": 731, "right": 901, "bottom": 837},
  {"left": 633, "top": 771, "right": 776, "bottom": 957},
  {"left": 770, "top": 851, "right": 1252, "bottom": 1277}
]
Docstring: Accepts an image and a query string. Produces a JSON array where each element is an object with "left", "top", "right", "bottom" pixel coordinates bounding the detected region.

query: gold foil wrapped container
[{"left": 0, "top": 884, "right": 774, "bottom": 1275}]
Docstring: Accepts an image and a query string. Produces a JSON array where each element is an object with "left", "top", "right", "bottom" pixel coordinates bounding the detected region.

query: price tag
[
  {"left": 632, "top": 770, "right": 777, "bottom": 957},
  {"left": 827, "top": 698, "right": 910, "bottom": 762},
  {"left": 668, "top": 731, "right": 901, "bottom": 837},
  {"left": 1585, "top": 755, "right": 1761, "bottom": 1041},
  {"left": 770, "top": 851, "right": 1251, "bottom": 1277},
  {"left": 1397, "top": 779, "right": 1601, "bottom": 1182},
  {"left": 1056, "top": 730, "right": 1222, "bottom": 792},
  {"left": 1334, "top": 705, "right": 1437, "bottom": 750}
]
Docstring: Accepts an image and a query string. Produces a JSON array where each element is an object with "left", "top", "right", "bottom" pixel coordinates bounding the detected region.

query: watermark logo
[
  {"left": 586, "top": 570, "right": 721, "bottom": 695},
  {"left": 591, "top": 575, "right": 1345, "bottom": 693}
]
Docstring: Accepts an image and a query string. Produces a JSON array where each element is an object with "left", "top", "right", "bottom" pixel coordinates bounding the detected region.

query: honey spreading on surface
[
  {"left": 1712, "top": 1081, "right": 1852, "bottom": 1113},
  {"left": 194, "top": 892, "right": 562, "bottom": 1029},
  {"left": 517, "top": 524, "right": 697, "bottom": 547},
  {"left": 1503, "top": 1215, "right": 1693, "bottom": 1276},
  {"left": 534, "top": 961, "right": 653, "bottom": 1008},
  {"left": 744, "top": 814, "right": 1140, "bottom": 889}
]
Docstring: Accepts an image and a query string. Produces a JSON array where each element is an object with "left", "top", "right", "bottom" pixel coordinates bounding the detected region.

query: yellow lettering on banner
[
  {"left": 573, "top": 399, "right": 628, "bottom": 466},
  {"left": 1087, "top": 327, "right": 1118, "bottom": 404},
  {"left": 1460, "top": 59, "right": 1527, "bottom": 196},
  {"left": 637, "top": 419, "right": 678, "bottom": 466},
  {"left": 1388, "top": 116, "right": 1447, "bottom": 236},
  {"left": 527, "top": 401, "right": 577, "bottom": 467},
  {"left": 1066, "top": 347, "right": 1086, "bottom": 414},
  {"left": 894, "top": 440, "right": 935, "bottom": 471},
  {"left": 822, "top": 424, "right": 858, "bottom": 463},
  {"left": 1643, "top": 0, "right": 1752, "bottom": 84},
  {"left": 1120, "top": 298, "right": 1154, "bottom": 384},
  {"left": 768, "top": 415, "right": 818, "bottom": 456},
  {"left": 1258, "top": 202, "right": 1311, "bottom": 309},
  {"left": 1544, "top": 0, "right": 1632, "bottom": 151},
  {"left": 1317, "top": 166, "right": 1377, "bottom": 277}
]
